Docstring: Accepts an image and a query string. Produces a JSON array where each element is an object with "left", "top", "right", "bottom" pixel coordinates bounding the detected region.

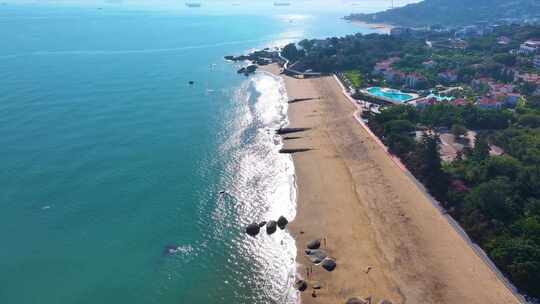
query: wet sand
[{"left": 262, "top": 65, "right": 522, "bottom": 304}]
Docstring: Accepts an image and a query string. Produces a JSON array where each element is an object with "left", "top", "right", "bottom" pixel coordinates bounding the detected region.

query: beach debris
[
  {"left": 378, "top": 300, "right": 393, "bottom": 304},
  {"left": 277, "top": 216, "right": 288, "bottom": 229},
  {"left": 258, "top": 221, "right": 267, "bottom": 228},
  {"left": 312, "top": 290, "right": 317, "bottom": 298},
  {"left": 313, "top": 281, "right": 322, "bottom": 289},
  {"left": 266, "top": 220, "right": 277, "bottom": 234},
  {"left": 305, "top": 249, "right": 327, "bottom": 264},
  {"left": 246, "top": 223, "right": 261, "bottom": 237},
  {"left": 321, "top": 257, "right": 337, "bottom": 272},
  {"left": 345, "top": 297, "right": 367, "bottom": 304},
  {"left": 365, "top": 266, "right": 373, "bottom": 274},
  {"left": 294, "top": 280, "right": 308, "bottom": 292},
  {"left": 306, "top": 239, "right": 321, "bottom": 250}
]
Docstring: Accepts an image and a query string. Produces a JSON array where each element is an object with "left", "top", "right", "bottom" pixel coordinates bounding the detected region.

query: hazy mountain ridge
[{"left": 346, "top": 0, "right": 540, "bottom": 27}]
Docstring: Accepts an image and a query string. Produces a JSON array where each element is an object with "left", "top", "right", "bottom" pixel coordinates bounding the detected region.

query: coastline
[
  {"left": 348, "top": 21, "right": 394, "bottom": 34},
  {"left": 261, "top": 64, "right": 522, "bottom": 304}
]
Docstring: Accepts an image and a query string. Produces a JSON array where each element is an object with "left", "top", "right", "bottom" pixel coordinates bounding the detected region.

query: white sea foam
[{"left": 216, "top": 71, "right": 298, "bottom": 303}]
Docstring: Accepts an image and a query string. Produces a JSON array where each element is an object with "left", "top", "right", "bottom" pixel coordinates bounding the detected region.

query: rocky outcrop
[
  {"left": 225, "top": 49, "right": 279, "bottom": 65},
  {"left": 321, "top": 257, "right": 337, "bottom": 271},
  {"left": 266, "top": 220, "right": 277, "bottom": 235},
  {"left": 246, "top": 223, "right": 260, "bottom": 237},
  {"left": 237, "top": 65, "right": 258, "bottom": 76},
  {"left": 277, "top": 216, "right": 288, "bottom": 229}
]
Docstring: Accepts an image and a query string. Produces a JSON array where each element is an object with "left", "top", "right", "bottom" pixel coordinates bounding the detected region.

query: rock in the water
[
  {"left": 321, "top": 257, "right": 337, "bottom": 271},
  {"left": 306, "top": 239, "right": 321, "bottom": 250},
  {"left": 294, "top": 280, "right": 308, "bottom": 292},
  {"left": 258, "top": 221, "right": 267, "bottom": 228},
  {"left": 163, "top": 244, "right": 180, "bottom": 256},
  {"left": 246, "top": 223, "right": 260, "bottom": 237},
  {"left": 266, "top": 220, "right": 277, "bottom": 234},
  {"left": 277, "top": 216, "right": 288, "bottom": 229},
  {"left": 378, "top": 300, "right": 393, "bottom": 304},
  {"left": 313, "top": 281, "right": 322, "bottom": 289},
  {"left": 345, "top": 297, "right": 367, "bottom": 304},
  {"left": 305, "top": 249, "right": 327, "bottom": 264}
]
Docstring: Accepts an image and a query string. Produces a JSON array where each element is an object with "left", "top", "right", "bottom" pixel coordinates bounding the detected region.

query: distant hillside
[{"left": 346, "top": 0, "right": 540, "bottom": 27}]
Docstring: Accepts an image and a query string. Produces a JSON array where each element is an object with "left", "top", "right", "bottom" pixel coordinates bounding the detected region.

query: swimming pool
[{"left": 365, "top": 87, "right": 417, "bottom": 103}]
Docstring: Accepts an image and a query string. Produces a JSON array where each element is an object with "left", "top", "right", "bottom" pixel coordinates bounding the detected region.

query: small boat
[{"left": 185, "top": 2, "right": 201, "bottom": 8}]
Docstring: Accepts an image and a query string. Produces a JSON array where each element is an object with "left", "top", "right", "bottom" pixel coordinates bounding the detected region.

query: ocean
[{"left": 0, "top": 2, "right": 384, "bottom": 303}]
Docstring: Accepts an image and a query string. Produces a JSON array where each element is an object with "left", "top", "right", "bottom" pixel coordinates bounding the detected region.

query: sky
[{"left": 1, "top": 0, "right": 422, "bottom": 14}]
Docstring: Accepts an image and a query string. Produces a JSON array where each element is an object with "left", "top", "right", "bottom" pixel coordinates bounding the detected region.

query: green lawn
[{"left": 344, "top": 70, "right": 363, "bottom": 88}]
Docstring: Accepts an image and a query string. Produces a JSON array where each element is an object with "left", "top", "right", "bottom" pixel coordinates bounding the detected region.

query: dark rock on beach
[
  {"left": 306, "top": 239, "right": 321, "bottom": 250},
  {"left": 305, "top": 249, "right": 327, "bottom": 264},
  {"left": 378, "top": 300, "right": 393, "bottom": 304},
  {"left": 258, "top": 221, "right": 267, "bottom": 228},
  {"left": 294, "top": 280, "right": 308, "bottom": 292},
  {"left": 277, "top": 216, "right": 288, "bottom": 229},
  {"left": 266, "top": 220, "right": 277, "bottom": 234},
  {"left": 321, "top": 257, "right": 337, "bottom": 271},
  {"left": 246, "top": 223, "right": 260, "bottom": 237}
]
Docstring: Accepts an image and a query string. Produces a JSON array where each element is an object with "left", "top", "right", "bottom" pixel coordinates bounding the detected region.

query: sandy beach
[{"left": 262, "top": 64, "right": 522, "bottom": 304}]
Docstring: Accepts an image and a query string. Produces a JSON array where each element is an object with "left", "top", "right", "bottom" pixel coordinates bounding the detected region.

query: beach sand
[{"left": 262, "top": 65, "right": 522, "bottom": 304}]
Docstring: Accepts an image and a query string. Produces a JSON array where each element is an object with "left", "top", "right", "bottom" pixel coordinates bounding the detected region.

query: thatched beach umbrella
[
  {"left": 305, "top": 249, "right": 327, "bottom": 264},
  {"left": 306, "top": 239, "right": 321, "bottom": 250}
]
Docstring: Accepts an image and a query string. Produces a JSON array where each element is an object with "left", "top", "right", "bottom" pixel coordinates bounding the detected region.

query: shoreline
[
  {"left": 261, "top": 64, "right": 523, "bottom": 304},
  {"left": 348, "top": 20, "right": 394, "bottom": 34}
]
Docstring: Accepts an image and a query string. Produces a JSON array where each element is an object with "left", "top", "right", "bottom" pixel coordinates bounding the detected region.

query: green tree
[
  {"left": 281, "top": 43, "right": 301, "bottom": 62},
  {"left": 472, "top": 133, "right": 490, "bottom": 161},
  {"left": 451, "top": 124, "right": 468, "bottom": 138},
  {"left": 490, "top": 237, "right": 540, "bottom": 297}
]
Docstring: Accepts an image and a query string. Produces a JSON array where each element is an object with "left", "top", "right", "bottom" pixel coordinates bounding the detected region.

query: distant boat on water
[
  {"left": 185, "top": 2, "right": 201, "bottom": 8},
  {"left": 273, "top": 2, "right": 291, "bottom": 6}
]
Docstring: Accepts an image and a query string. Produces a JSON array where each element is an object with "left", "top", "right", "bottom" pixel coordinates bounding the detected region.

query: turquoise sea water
[{"left": 0, "top": 3, "right": 381, "bottom": 303}]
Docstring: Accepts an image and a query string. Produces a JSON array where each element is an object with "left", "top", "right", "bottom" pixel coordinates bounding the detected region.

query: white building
[{"left": 519, "top": 40, "right": 540, "bottom": 54}]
